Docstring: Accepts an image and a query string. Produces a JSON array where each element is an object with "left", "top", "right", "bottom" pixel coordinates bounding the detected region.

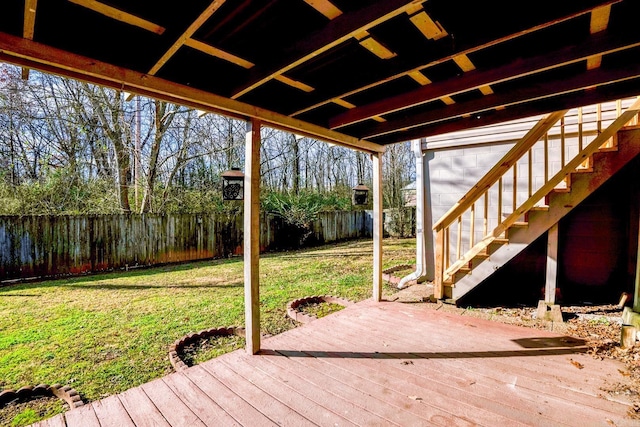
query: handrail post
[{"left": 434, "top": 228, "right": 444, "bottom": 299}]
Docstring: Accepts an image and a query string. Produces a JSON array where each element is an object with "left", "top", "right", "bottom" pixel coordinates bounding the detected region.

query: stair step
[
  {"left": 545, "top": 187, "right": 570, "bottom": 205},
  {"left": 598, "top": 145, "right": 618, "bottom": 153},
  {"left": 573, "top": 166, "right": 594, "bottom": 173},
  {"left": 487, "top": 238, "right": 509, "bottom": 255},
  {"left": 524, "top": 206, "right": 549, "bottom": 222},
  {"left": 453, "top": 267, "right": 471, "bottom": 282}
]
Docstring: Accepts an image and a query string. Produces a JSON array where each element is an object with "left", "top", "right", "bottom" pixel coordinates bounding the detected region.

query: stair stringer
[{"left": 451, "top": 127, "right": 640, "bottom": 302}]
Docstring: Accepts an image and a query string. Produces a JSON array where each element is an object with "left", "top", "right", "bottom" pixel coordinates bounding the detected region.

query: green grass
[
  {"left": 10, "top": 408, "right": 39, "bottom": 427},
  {"left": 0, "top": 237, "right": 415, "bottom": 421}
]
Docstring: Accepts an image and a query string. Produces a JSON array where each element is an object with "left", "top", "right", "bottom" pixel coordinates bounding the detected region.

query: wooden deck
[{"left": 33, "top": 300, "right": 636, "bottom": 427}]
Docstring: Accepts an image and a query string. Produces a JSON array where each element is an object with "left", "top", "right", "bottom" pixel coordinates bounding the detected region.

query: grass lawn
[{"left": 0, "top": 237, "right": 415, "bottom": 422}]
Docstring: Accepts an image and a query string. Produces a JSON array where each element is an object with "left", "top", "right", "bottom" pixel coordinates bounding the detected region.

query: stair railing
[{"left": 433, "top": 97, "right": 640, "bottom": 299}]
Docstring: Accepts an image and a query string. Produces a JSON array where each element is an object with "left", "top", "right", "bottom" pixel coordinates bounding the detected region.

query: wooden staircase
[{"left": 433, "top": 98, "right": 640, "bottom": 303}]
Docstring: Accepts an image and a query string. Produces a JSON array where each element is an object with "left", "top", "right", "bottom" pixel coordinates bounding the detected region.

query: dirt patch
[
  {"left": 180, "top": 334, "right": 245, "bottom": 367},
  {"left": 297, "top": 301, "right": 346, "bottom": 318},
  {"left": 286, "top": 295, "right": 354, "bottom": 324},
  {"left": 0, "top": 396, "right": 66, "bottom": 427}
]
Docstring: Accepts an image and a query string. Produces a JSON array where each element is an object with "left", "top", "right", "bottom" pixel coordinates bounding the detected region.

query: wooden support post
[
  {"left": 244, "top": 119, "right": 261, "bottom": 354},
  {"left": 372, "top": 152, "right": 383, "bottom": 302},
  {"left": 537, "top": 222, "right": 563, "bottom": 322},
  {"left": 434, "top": 229, "right": 444, "bottom": 300},
  {"left": 545, "top": 223, "right": 559, "bottom": 304},
  {"left": 634, "top": 201, "right": 640, "bottom": 313}
]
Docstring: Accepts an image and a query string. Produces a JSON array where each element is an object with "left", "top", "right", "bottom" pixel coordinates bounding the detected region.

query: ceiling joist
[
  {"left": 356, "top": 31, "right": 397, "bottom": 59},
  {"left": 329, "top": 30, "right": 640, "bottom": 130},
  {"left": 587, "top": 4, "right": 612, "bottom": 70},
  {"left": 591, "top": 4, "right": 612, "bottom": 33},
  {"left": 67, "top": 0, "right": 165, "bottom": 35},
  {"left": 21, "top": 0, "right": 38, "bottom": 79},
  {"left": 409, "top": 9, "right": 448, "bottom": 41},
  {"left": 332, "top": 98, "right": 356, "bottom": 109},
  {"left": 378, "top": 77, "right": 640, "bottom": 143},
  {"left": 148, "top": 0, "right": 226, "bottom": 76},
  {"left": 230, "top": 0, "right": 426, "bottom": 100},
  {"left": 364, "top": 61, "right": 640, "bottom": 141},
  {"left": 303, "top": 0, "right": 342, "bottom": 20},
  {"left": 23, "top": 0, "right": 37, "bottom": 39},
  {"left": 291, "top": 0, "right": 618, "bottom": 120},
  {"left": 184, "top": 38, "right": 254, "bottom": 69},
  {"left": 408, "top": 70, "right": 431, "bottom": 85},
  {"left": 274, "top": 74, "right": 315, "bottom": 92}
]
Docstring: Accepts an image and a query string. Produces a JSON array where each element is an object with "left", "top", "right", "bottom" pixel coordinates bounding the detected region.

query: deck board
[
  {"left": 31, "top": 415, "right": 66, "bottom": 427},
  {"left": 200, "top": 356, "right": 316, "bottom": 427},
  {"left": 62, "top": 404, "right": 100, "bottom": 427},
  {"left": 162, "top": 372, "right": 240, "bottom": 426},
  {"left": 91, "top": 394, "right": 135, "bottom": 427},
  {"left": 140, "top": 378, "right": 205, "bottom": 427},
  {"left": 33, "top": 300, "right": 637, "bottom": 427},
  {"left": 117, "top": 386, "right": 171, "bottom": 427},
  {"left": 216, "top": 353, "right": 354, "bottom": 426},
  {"left": 181, "top": 365, "right": 277, "bottom": 426}
]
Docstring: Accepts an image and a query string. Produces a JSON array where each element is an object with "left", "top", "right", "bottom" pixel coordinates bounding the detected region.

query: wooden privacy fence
[{"left": 0, "top": 211, "right": 372, "bottom": 281}]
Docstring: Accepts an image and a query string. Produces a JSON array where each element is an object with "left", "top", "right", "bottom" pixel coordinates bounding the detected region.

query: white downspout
[{"left": 398, "top": 139, "right": 429, "bottom": 288}]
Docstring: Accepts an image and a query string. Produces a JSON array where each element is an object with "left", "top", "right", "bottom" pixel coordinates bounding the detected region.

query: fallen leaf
[
  {"left": 618, "top": 369, "right": 630, "bottom": 377},
  {"left": 570, "top": 359, "right": 584, "bottom": 369}
]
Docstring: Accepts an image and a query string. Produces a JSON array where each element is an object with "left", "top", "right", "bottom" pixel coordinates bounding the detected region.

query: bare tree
[
  {"left": 139, "top": 100, "right": 182, "bottom": 213},
  {"left": 89, "top": 88, "right": 131, "bottom": 211}
]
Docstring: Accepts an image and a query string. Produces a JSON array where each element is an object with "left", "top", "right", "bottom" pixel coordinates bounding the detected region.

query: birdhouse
[
  {"left": 352, "top": 183, "right": 369, "bottom": 206},
  {"left": 221, "top": 168, "right": 244, "bottom": 201}
]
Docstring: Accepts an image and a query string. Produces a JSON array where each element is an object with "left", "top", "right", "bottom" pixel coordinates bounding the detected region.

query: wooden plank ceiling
[{"left": 1, "top": 0, "right": 640, "bottom": 152}]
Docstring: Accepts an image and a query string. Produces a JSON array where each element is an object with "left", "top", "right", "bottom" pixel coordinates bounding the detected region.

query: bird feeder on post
[
  {"left": 221, "top": 167, "right": 245, "bottom": 201},
  {"left": 352, "top": 183, "right": 370, "bottom": 206}
]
